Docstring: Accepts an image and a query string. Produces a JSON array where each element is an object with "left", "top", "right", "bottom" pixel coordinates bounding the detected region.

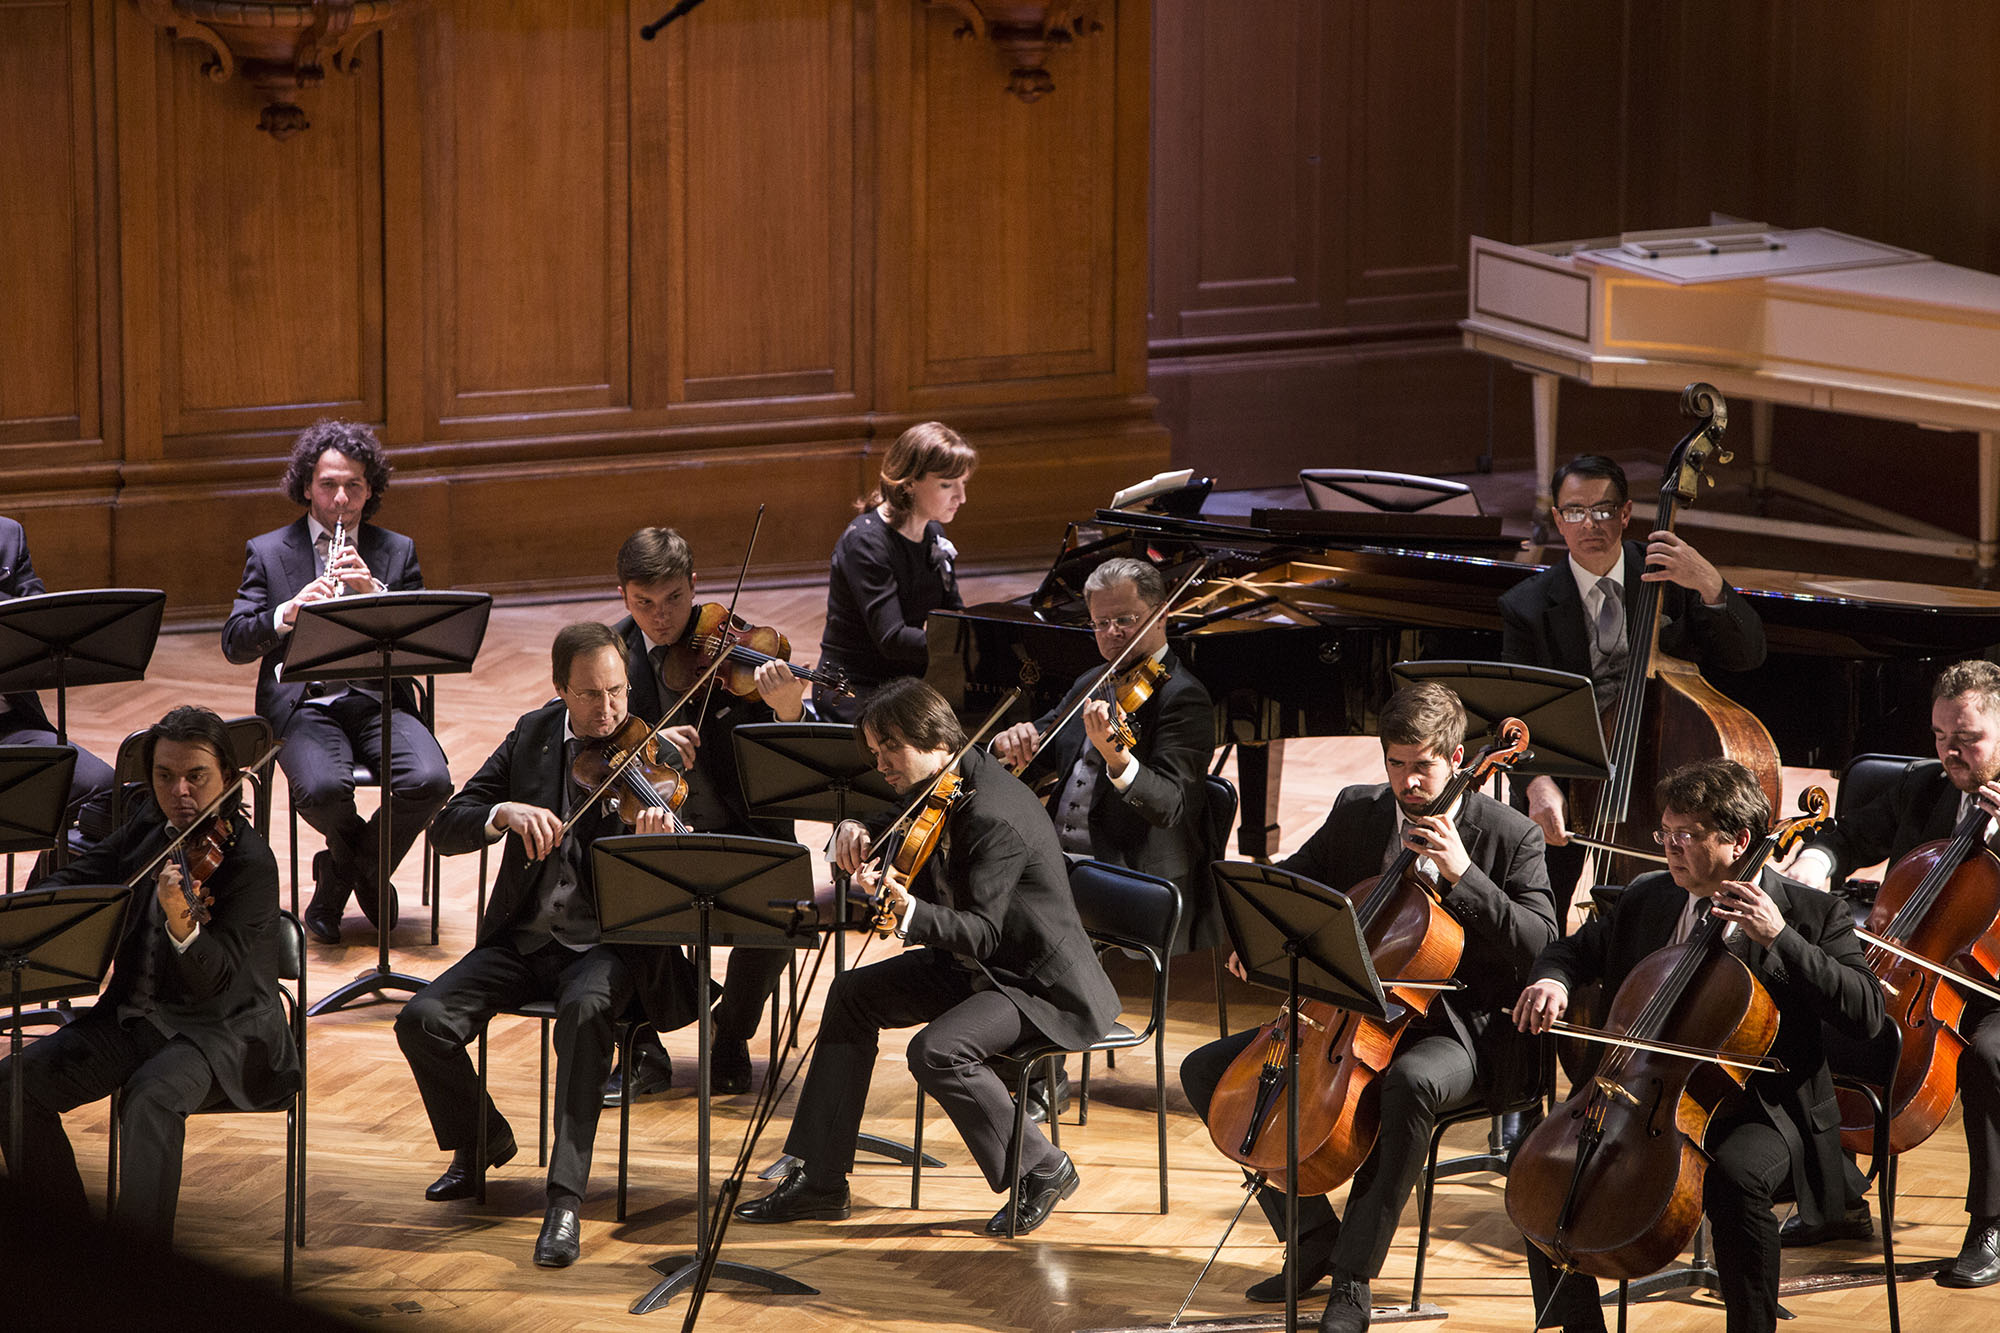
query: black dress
[{"left": 815, "top": 508, "right": 962, "bottom": 720}]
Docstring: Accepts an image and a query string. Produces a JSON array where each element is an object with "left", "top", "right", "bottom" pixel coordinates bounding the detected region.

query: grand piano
[
  {"left": 925, "top": 506, "right": 2000, "bottom": 858},
  {"left": 1460, "top": 222, "right": 2000, "bottom": 582}
]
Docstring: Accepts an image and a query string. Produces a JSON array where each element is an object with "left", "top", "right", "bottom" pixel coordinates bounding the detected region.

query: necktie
[
  {"left": 1673, "top": 895, "right": 1711, "bottom": 946},
  {"left": 1594, "top": 576, "right": 1624, "bottom": 655},
  {"left": 314, "top": 530, "right": 331, "bottom": 576}
]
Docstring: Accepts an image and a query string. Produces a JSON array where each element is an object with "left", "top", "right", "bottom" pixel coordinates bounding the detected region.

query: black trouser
[
  {"left": 0, "top": 1014, "right": 219, "bottom": 1241},
  {"left": 782, "top": 951, "right": 1063, "bottom": 1191},
  {"left": 395, "top": 940, "right": 635, "bottom": 1208},
  {"left": 1962, "top": 1001, "right": 2000, "bottom": 1217},
  {"left": 1522, "top": 1115, "right": 1791, "bottom": 1333},
  {"left": 279, "top": 693, "right": 451, "bottom": 906},
  {"left": 632, "top": 943, "right": 789, "bottom": 1058},
  {"left": 1180, "top": 1024, "right": 1480, "bottom": 1281}
]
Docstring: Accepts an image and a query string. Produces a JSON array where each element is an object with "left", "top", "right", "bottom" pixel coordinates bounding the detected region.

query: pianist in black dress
[{"left": 814, "top": 422, "right": 976, "bottom": 721}]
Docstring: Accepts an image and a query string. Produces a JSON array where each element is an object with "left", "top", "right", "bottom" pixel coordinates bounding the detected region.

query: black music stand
[
  {"left": 286, "top": 591, "right": 491, "bottom": 1016},
  {"left": 590, "top": 833, "right": 819, "bottom": 1316},
  {"left": 0, "top": 883, "right": 131, "bottom": 1172},
  {"left": 1213, "top": 861, "right": 1387, "bottom": 1333},
  {"left": 730, "top": 722, "right": 940, "bottom": 1179},
  {"left": 1389, "top": 661, "right": 1608, "bottom": 785},
  {"left": 0, "top": 746, "right": 77, "bottom": 895},
  {"left": 0, "top": 590, "right": 166, "bottom": 746}
]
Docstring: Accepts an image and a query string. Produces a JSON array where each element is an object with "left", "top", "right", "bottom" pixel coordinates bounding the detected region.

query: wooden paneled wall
[
  {"left": 1152, "top": 0, "right": 2000, "bottom": 497},
  {"left": 1, "top": 0, "right": 1165, "bottom": 620}
]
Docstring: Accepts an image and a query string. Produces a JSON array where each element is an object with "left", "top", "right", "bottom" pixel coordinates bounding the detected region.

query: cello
[
  {"left": 1507, "top": 790, "right": 1829, "bottom": 1281},
  {"left": 1201, "top": 718, "right": 1532, "bottom": 1195},
  {"left": 1838, "top": 798, "right": 2000, "bottom": 1155}
]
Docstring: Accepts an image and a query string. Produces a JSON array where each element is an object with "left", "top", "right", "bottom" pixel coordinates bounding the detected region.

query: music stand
[
  {"left": 730, "top": 723, "right": 940, "bottom": 1178},
  {"left": 590, "top": 833, "right": 819, "bottom": 1316},
  {"left": 0, "top": 590, "right": 166, "bottom": 745},
  {"left": 0, "top": 883, "right": 131, "bottom": 1171},
  {"left": 1212, "top": 861, "right": 1387, "bottom": 1333},
  {"left": 1389, "top": 660, "right": 1609, "bottom": 785},
  {"left": 285, "top": 591, "right": 491, "bottom": 1016},
  {"left": 0, "top": 746, "right": 77, "bottom": 894}
]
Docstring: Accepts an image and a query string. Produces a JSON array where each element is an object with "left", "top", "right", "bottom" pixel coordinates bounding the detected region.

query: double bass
[{"left": 1201, "top": 718, "right": 1532, "bottom": 1195}]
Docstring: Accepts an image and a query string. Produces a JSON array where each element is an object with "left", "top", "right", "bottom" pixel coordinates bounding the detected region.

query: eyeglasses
[
  {"left": 1088, "top": 613, "right": 1146, "bottom": 634},
  {"left": 1554, "top": 504, "right": 1623, "bottom": 525},
  {"left": 1652, "top": 827, "right": 1714, "bottom": 848}
]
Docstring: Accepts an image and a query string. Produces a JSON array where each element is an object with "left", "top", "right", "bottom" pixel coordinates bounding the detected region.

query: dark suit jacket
[
  {"left": 1277, "top": 785, "right": 1558, "bottom": 1107},
  {"left": 221, "top": 517, "right": 425, "bottom": 730},
  {"left": 48, "top": 798, "right": 300, "bottom": 1112},
  {"left": 428, "top": 700, "right": 701, "bottom": 1034},
  {"left": 1803, "top": 758, "right": 1959, "bottom": 882},
  {"left": 1018, "top": 649, "right": 1216, "bottom": 948},
  {"left": 902, "top": 746, "right": 1122, "bottom": 1052},
  {"left": 1498, "top": 539, "right": 1767, "bottom": 685},
  {"left": 0, "top": 515, "right": 52, "bottom": 731},
  {"left": 613, "top": 615, "right": 792, "bottom": 841},
  {"left": 1530, "top": 867, "right": 1884, "bottom": 1230}
]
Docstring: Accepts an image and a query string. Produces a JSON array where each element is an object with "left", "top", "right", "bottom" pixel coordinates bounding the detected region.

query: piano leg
[
  {"left": 1233, "top": 740, "right": 1283, "bottom": 861},
  {"left": 1750, "top": 399, "right": 1775, "bottom": 513},
  {"left": 1980, "top": 430, "right": 1998, "bottom": 587},
  {"left": 1530, "top": 372, "right": 1560, "bottom": 546}
]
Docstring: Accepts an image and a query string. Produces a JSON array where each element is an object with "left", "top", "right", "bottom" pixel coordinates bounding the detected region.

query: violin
[
  {"left": 869, "top": 767, "right": 966, "bottom": 938},
  {"left": 1507, "top": 790, "right": 1827, "bottom": 1282},
  {"left": 570, "top": 714, "right": 694, "bottom": 834},
  {"left": 1200, "top": 718, "right": 1533, "bottom": 1195},
  {"left": 1103, "top": 656, "right": 1168, "bottom": 752},
  {"left": 658, "top": 603, "right": 852, "bottom": 699},
  {"left": 1838, "top": 797, "right": 2000, "bottom": 1156},
  {"left": 167, "top": 813, "right": 236, "bottom": 926}
]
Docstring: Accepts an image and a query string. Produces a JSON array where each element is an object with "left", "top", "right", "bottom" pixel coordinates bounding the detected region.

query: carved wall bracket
[
  {"left": 132, "top": 0, "right": 423, "bottom": 138},
  {"left": 934, "top": 1, "right": 1104, "bottom": 103}
]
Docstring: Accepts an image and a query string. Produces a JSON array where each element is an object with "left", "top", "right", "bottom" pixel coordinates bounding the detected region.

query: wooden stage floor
[{"left": 15, "top": 572, "right": 1996, "bottom": 1332}]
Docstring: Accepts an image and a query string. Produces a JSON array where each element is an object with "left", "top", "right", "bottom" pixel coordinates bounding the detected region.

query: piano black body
[{"left": 925, "top": 509, "right": 2000, "bottom": 858}]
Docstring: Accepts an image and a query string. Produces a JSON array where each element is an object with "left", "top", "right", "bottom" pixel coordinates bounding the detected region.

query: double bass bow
[{"left": 1200, "top": 718, "right": 1533, "bottom": 1195}]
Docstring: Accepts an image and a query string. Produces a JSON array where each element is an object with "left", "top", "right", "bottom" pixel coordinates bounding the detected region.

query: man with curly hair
[{"left": 222, "top": 420, "right": 452, "bottom": 945}]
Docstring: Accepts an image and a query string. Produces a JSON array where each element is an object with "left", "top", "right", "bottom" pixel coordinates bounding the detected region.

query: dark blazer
[
  {"left": 1498, "top": 539, "right": 1767, "bottom": 684},
  {"left": 221, "top": 516, "right": 424, "bottom": 730},
  {"left": 0, "top": 515, "right": 52, "bottom": 731},
  {"left": 613, "top": 615, "right": 792, "bottom": 841},
  {"left": 1803, "top": 758, "right": 1959, "bottom": 882},
  {"left": 1277, "top": 785, "right": 1558, "bottom": 1107},
  {"left": 1530, "top": 867, "right": 1884, "bottom": 1230},
  {"left": 1018, "top": 649, "right": 1217, "bottom": 948},
  {"left": 902, "top": 746, "right": 1122, "bottom": 1052},
  {"left": 48, "top": 798, "right": 300, "bottom": 1112},
  {"left": 428, "top": 700, "right": 701, "bottom": 1034}
]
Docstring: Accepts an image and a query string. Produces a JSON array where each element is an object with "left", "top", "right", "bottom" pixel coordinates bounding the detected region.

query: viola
[
  {"left": 659, "top": 603, "right": 852, "bottom": 699},
  {"left": 168, "top": 813, "right": 236, "bottom": 926},
  {"left": 1103, "top": 657, "right": 1168, "bottom": 752},
  {"left": 570, "top": 714, "right": 693, "bottom": 834},
  {"left": 1200, "top": 718, "right": 1533, "bottom": 1195},
  {"left": 1507, "top": 791, "right": 1826, "bottom": 1281},
  {"left": 1839, "top": 801, "right": 2000, "bottom": 1156},
  {"left": 869, "top": 766, "right": 965, "bottom": 938}
]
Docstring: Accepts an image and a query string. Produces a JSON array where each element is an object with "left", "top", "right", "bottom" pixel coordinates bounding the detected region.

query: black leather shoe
[
  {"left": 533, "top": 1203, "right": 581, "bottom": 1268},
  {"left": 354, "top": 878, "right": 400, "bottom": 931},
  {"left": 1246, "top": 1233, "right": 1337, "bottom": 1303},
  {"left": 1780, "top": 1201, "right": 1873, "bottom": 1247},
  {"left": 734, "top": 1168, "right": 851, "bottom": 1224},
  {"left": 1940, "top": 1215, "right": 2000, "bottom": 1287},
  {"left": 1025, "top": 1073, "right": 1072, "bottom": 1126},
  {"left": 301, "top": 893, "right": 343, "bottom": 945},
  {"left": 424, "top": 1126, "right": 519, "bottom": 1202},
  {"left": 1498, "top": 1104, "right": 1545, "bottom": 1152},
  {"left": 1317, "top": 1274, "right": 1372, "bottom": 1333},
  {"left": 711, "top": 1037, "right": 753, "bottom": 1095},
  {"left": 986, "top": 1153, "right": 1079, "bottom": 1236},
  {"left": 602, "top": 1049, "right": 673, "bottom": 1107}
]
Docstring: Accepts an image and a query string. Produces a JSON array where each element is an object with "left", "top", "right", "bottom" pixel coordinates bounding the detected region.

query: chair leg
[
  {"left": 1882, "top": 1153, "right": 1899, "bottom": 1333},
  {"left": 910, "top": 1091, "right": 925, "bottom": 1209},
  {"left": 1213, "top": 948, "right": 1230, "bottom": 1037},
  {"left": 426, "top": 835, "right": 440, "bottom": 947},
  {"left": 1617, "top": 1279, "right": 1629, "bottom": 1333},
  {"left": 106, "top": 1088, "right": 120, "bottom": 1215},
  {"left": 617, "top": 1024, "right": 634, "bottom": 1222},
  {"left": 1007, "top": 1067, "right": 1032, "bottom": 1238},
  {"left": 1045, "top": 1055, "right": 1062, "bottom": 1150},
  {"left": 1077, "top": 1053, "right": 1091, "bottom": 1126},
  {"left": 475, "top": 1026, "right": 490, "bottom": 1205},
  {"left": 283, "top": 1102, "right": 297, "bottom": 1296},
  {"left": 1409, "top": 1120, "right": 1450, "bottom": 1309},
  {"left": 288, "top": 803, "right": 300, "bottom": 921},
  {"left": 1154, "top": 1027, "right": 1169, "bottom": 1215},
  {"left": 538, "top": 1017, "right": 551, "bottom": 1168}
]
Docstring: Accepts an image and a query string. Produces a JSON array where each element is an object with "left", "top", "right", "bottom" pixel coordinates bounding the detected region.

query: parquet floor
[{"left": 14, "top": 571, "right": 1998, "bottom": 1331}]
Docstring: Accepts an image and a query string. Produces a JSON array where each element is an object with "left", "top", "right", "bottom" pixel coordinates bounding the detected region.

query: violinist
[
  {"left": 1500, "top": 453, "right": 1766, "bottom": 925},
  {"left": 735, "top": 679, "right": 1120, "bottom": 1237},
  {"left": 1179, "top": 683, "right": 1556, "bottom": 1330},
  {"left": 1786, "top": 658, "right": 2000, "bottom": 1284},
  {"left": 600, "top": 526, "right": 804, "bottom": 1102},
  {"left": 0, "top": 706, "right": 300, "bottom": 1242},
  {"left": 221, "top": 420, "right": 453, "bottom": 946},
  {"left": 394, "top": 622, "right": 702, "bottom": 1269},
  {"left": 814, "top": 422, "right": 975, "bottom": 721},
  {"left": 1513, "top": 759, "right": 1881, "bottom": 1333}
]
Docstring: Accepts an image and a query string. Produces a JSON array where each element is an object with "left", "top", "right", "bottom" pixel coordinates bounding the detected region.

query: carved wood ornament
[
  {"left": 935, "top": 1, "right": 1104, "bottom": 102},
  {"left": 132, "top": 0, "right": 424, "bottom": 139}
]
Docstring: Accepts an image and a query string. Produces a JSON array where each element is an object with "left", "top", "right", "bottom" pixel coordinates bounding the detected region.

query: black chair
[
  {"left": 111, "top": 716, "right": 277, "bottom": 839},
  {"left": 1828, "top": 752, "right": 1927, "bottom": 919},
  {"left": 108, "top": 910, "right": 308, "bottom": 1294},
  {"left": 1826, "top": 1019, "right": 1905, "bottom": 1333},
  {"left": 285, "top": 677, "right": 443, "bottom": 944},
  {"left": 910, "top": 858, "right": 1180, "bottom": 1234},
  {"left": 1202, "top": 772, "right": 1239, "bottom": 1038}
]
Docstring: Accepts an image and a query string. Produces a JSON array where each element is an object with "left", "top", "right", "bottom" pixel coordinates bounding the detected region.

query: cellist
[
  {"left": 1180, "top": 683, "right": 1555, "bottom": 1331},
  {"left": 1512, "top": 759, "right": 1881, "bottom": 1333},
  {"left": 1785, "top": 658, "right": 2000, "bottom": 1285},
  {"left": 1500, "top": 453, "right": 1767, "bottom": 927}
]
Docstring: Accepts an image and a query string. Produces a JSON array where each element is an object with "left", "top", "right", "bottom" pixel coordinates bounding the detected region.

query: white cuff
[
  {"left": 273, "top": 605, "right": 293, "bottom": 635},
  {"left": 1106, "top": 756, "right": 1141, "bottom": 792},
  {"left": 484, "top": 807, "right": 507, "bottom": 842},
  {"left": 1791, "top": 846, "right": 1836, "bottom": 885},
  {"left": 896, "top": 894, "right": 918, "bottom": 939},
  {"left": 170, "top": 922, "right": 200, "bottom": 953}
]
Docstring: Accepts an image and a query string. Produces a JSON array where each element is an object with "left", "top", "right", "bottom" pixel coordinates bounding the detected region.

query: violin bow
[
  {"left": 127, "top": 740, "right": 285, "bottom": 890},
  {"left": 689, "top": 504, "right": 764, "bottom": 735}
]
